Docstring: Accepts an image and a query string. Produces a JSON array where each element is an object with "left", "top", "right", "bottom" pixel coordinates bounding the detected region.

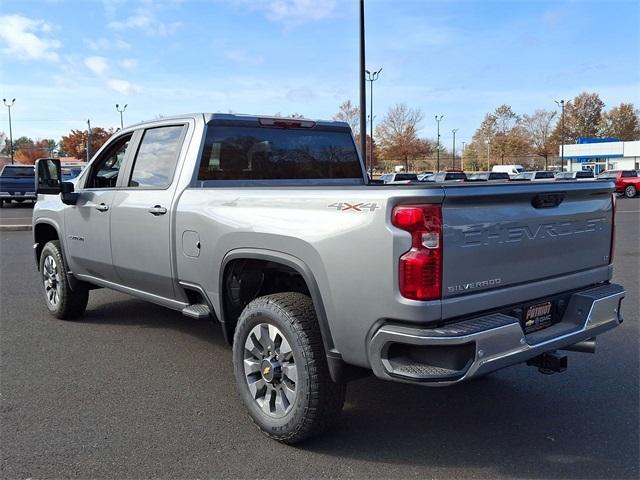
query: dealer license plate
[{"left": 523, "top": 301, "right": 553, "bottom": 334}]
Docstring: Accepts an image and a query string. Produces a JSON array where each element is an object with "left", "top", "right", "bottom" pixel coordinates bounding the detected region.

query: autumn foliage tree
[
  {"left": 599, "top": 103, "right": 640, "bottom": 140},
  {"left": 15, "top": 139, "right": 51, "bottom": 164},
  {"left": 522, "top": 109, "right": 558, "bottom": 168},
  {"left": 60, "top": 127, "right": 115, "bottom": 160},
  {"left": 375, "top": 103, "right": 431, "bottom": 171}
]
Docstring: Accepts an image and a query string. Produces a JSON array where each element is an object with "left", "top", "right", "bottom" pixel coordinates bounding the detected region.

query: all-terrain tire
[
  {"left": 232, "top": 292, "right": 346, "bottom": 444},
  {"left": 40, "top": 240, "right": 89, "bottom": 319}
]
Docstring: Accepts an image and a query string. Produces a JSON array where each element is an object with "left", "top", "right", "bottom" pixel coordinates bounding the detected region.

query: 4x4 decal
[{"left": 327, "top": 202, "right": 380, "bottom": 212}]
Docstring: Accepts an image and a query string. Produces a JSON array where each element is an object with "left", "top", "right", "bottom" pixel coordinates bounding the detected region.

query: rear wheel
[
  {"left": 624, "top": 185, "right": 637, "bottom": 198},
  {"left": 40, "top": 240, "right": 89, "bottom": 319},
  {"left": 232, "top": 292, "right": 346, "bottom": 444}
]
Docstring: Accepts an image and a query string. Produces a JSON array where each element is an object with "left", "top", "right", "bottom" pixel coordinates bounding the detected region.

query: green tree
[{"left": 599, "top": 103, "right": 640, "bottom": 140}]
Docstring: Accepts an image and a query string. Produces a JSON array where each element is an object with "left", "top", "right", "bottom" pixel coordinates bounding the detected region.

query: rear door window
[{"left": 128, "top": 125, "right": 185, "bottom": 188}]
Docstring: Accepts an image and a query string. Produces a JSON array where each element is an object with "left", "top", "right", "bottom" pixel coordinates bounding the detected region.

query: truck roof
[{"left": 127, "top": 113, "right": 350, "bottom": 131}]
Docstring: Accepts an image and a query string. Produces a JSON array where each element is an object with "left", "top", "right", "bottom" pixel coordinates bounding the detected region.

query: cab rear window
[{"left": 197, "top": 126, "right": 363, "bottom": 183}]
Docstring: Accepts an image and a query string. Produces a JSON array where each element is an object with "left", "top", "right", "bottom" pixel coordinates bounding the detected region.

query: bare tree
[
  {"left": 522, "top": 109, "right": 558, "bottom": 169},
  {"left": 375, "top": 103, "right": 430, "bottom": 171},
  {"left": 333, "top": 100, "right": 360, "bottom": 136}
]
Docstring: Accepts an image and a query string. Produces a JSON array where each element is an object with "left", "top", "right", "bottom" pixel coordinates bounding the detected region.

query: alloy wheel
[{"left": 243, "top": 323, "right": 298, "bottom": 418}]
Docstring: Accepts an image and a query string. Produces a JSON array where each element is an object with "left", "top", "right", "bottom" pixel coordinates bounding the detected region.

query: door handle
[
  {"left": 148, "top": 205, "right": 167, "bottom": 216},
  {"left": 95, "top": 203, "right": 109, "bottom": 212}
]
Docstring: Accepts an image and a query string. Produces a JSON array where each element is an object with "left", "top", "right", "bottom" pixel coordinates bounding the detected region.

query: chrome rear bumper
[{"left": 368, "top": 283, "right": 625, "bottom": 385}]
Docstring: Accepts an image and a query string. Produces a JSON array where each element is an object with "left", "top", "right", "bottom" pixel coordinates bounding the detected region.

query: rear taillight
[
  {"left": 610, "top": 193, "right": 616, "bottom": 263},
  {"left": 392, "top": 204, "right": 442, "bottom": 301}
]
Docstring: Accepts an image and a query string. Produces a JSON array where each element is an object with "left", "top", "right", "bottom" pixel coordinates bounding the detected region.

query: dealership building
[{"left": 562, "top": 139, "right": 640, "bottom": 173}]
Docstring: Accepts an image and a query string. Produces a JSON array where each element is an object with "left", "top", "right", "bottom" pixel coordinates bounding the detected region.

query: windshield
[
  {"left": 197, "top": 126, "right": 363, "bottom": 182},
  {"left": 597, "top": 171, "right": 618, "bottom": 179},
  {"left": 1, "top": 166, "right": 34, "bottom": 177},
  {"left": 515, "top": 167, "right": 525, "bottom": 173},
  {"left": 445, "top": 172, "right": 467, "bottom": 180},
  {"left": 535, "top": 171, "right": 555, "bottom": 179},
  {"left": 394, "top": 173, "right": 418, "bottom": 181}
]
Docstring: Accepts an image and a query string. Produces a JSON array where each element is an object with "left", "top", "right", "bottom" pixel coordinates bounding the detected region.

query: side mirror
[
  {"left": 35, "top": 158, "right": 62, "bottom": 194},
  {"left": 60, "top": 181, "right": 79, "bottom": 205}
]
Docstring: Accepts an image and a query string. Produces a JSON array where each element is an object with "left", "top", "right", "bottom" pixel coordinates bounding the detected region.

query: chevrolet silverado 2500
[{"left": 33, "top": 113, "right": 626, "bottom": 443}]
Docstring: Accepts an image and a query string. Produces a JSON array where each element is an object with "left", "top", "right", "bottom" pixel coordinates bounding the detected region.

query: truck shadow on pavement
[
  {"left": 77, "top": 295, "right": 229, "bottom": 349},
  {"left": 73, "top": 293, "right": 637, "bottom": 479}
]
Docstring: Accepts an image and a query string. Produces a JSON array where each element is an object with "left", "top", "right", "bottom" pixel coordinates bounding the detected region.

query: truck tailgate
[{"left": 441, "top": 181, "right": 614, "bottom": 299}]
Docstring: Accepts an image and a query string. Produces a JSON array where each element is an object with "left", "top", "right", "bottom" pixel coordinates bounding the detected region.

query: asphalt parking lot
[{"left": 1, "top": 200, "right": 638, "bottom": 479}]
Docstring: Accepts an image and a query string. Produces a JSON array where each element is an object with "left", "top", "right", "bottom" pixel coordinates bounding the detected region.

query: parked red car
[{"left": 597, "top": 170, "right": 640, "bottom": 198}]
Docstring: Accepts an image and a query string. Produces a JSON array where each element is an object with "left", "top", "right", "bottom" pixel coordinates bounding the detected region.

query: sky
[{"left": 0, "top": 0, "right": 639, "bottom": 148}]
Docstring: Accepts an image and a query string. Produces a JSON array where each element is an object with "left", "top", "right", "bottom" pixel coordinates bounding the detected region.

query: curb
[{"left": 0, "top": 224, "right": 32, "bottom": 231}]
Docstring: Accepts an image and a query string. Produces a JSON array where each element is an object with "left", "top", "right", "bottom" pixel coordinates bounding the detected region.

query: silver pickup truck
[{"left": 33, "top": 113, "right": 625, "bottom": 443}]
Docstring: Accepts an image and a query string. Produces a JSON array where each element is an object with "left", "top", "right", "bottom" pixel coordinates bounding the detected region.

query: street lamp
[
  {"left": 116, "top": 103, "right": 128, "bottom": 129},
  {"left": 555, "top": 99, "right": 570, "bottom": 171},
  {"left": 358, "top": 0, "right": 367, "bottom": 174},
  {"left": 435, "top": 114, "right": 444, "bottom": 171},
  {"left": 461, "top": 141, "right": 466, "bottom": 171},
  {"left": 3, "top": 98, "right": 15, "bottom": 164},
  {"left": 485, "top": 138, "right": 491, "bottom": 171},
  {"left": 86, "top": 119, "right": 92, "bottom": 163},
  {"left": 451, "top": 128, "right": 458, "bottom": 170},
  {"left": 365, "top": 67, "right": 382, "bottom": 178}
]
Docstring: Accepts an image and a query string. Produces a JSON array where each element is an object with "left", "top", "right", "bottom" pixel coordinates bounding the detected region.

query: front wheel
[
  {"left": 624, "top": 185, "right": 637, "bottom": 198},
  {"left": 232, "top": 292, "right": 346, "bottom": 444},
  {"left": 40, "top": 240, "right": 89, "bottom": 319}
]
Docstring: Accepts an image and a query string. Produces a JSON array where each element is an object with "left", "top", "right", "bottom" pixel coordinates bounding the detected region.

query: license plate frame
[{"left": 522, "top": 301, "right": 554, "bottom": 334}]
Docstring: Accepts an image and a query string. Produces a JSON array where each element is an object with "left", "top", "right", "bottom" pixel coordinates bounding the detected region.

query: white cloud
[
  {"left": 86, "top": 37, "right": 131, "bottom": 51},
  {"left": 0, "top": 14, "right": 61, "bottom": 61},
  {"left": 243, "top": 0, "right": 336, "bottom": 25},
  {"left": 224, "top": 49, "right": 264, "bottom": 66},
  {"left": 108, "top": 9, "right": 182, "bottom": 36},
  {"left": 120, "top": 58, "right": 138, "bottom": 69},
  {"left": 84, "top": 56, "right": 109, "bottom": 76},
  {"left": 107, "top": 79, "right": 142, "bottom": 95}
]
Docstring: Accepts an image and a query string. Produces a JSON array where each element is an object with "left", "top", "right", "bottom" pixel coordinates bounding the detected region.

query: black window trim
[{"left": 119, "top": 123, "right": 188, "bottom": 191}]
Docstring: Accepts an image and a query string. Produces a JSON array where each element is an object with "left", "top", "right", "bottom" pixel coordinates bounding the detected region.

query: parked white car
[{"left": 492, "top": 164, "right": 525, "bottom": 177}]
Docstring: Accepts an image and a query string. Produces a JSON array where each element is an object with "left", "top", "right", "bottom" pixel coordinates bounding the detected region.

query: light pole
[
  {"left": 365, "top": 67, "right": 382, "bottom": 178},
  {"left": 461, "top": 141, "right": 466, "bottom": 171},
  {"left": 451, "top": 128, "right": 458, "bottom": 170},
  {"left": 435, "top": 114, "right": 444, "bottom": 171},
  {"left": 86, "top": 119, "right": 92, "bottom": 163},
  {"left": 485, "top": 139, "right": 491, "bottom": 171},
  {"left": 555, "top": 99, "right": 569, "bottom": 171},
  {"left": 358, "top": 0, "right": 367, "bottom": 175},
  {"left": 3, "top": 98, "right": 15, "bottom": 164},
  {"left": 116, "top": 103, "right": 128, "bottom": 129}
]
